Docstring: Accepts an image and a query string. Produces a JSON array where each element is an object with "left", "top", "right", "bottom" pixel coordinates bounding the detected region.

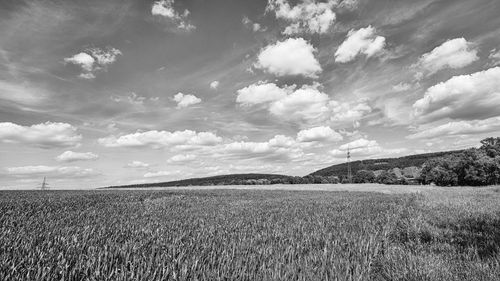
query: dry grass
[{"left": 1, "top": 186, "right": 499, "bottom": 280}]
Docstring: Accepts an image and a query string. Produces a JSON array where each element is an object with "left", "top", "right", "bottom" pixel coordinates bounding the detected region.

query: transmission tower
[
  {"left": 347, "top": 146, "right": 352, "bottom": 183},
  {"left": 40, "top": 177, "right": 49, "bottom": 191}
]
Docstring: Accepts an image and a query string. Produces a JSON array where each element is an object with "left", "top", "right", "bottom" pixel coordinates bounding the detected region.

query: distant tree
[
  {"left": 420, "top": 157, "right": 459, "bottom": 186},
  {"left": 376, "top": 170, "right": 399, "bottom": 185},
  {"left": 353, "top": 170, "right": 376, "bottom": 183},
  {"left": 480, "top": 137, "right": 500, "bottom": 158}
]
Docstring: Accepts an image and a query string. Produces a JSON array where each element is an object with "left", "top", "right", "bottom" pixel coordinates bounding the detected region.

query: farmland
[{"left": 1, "top": 185, "right": 500, "bottom": 280}]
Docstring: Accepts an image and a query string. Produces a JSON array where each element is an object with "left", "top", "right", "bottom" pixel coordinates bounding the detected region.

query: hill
[
  {"left": 310, "top": 150, "right": 464, "bottom": 177},
  {"left": 103, "top": 173, "right": 292, "bottom": 188}
]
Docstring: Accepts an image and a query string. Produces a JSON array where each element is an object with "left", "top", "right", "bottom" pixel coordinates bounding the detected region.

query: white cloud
[
  {"left": 111, "top": 92, "right": 148, "bottom": 105},
  {"left": 236, "top": 81, "right": 291, "bottom": 106},
  {"left": 334, "top": 26, "right": 386, "bottom": 63},
  {"left": 255, "top": 38, "right": 322, "bottom": 78},
  {"left": 167, "top": 154, "right": 196, "bottom": 163},
  {"left": 64, "top": 47, "right": 122, "bottom": 79},
  {"left": 269, "top": 84, "right": 329, "bottom": 121},
  {"left": 407, "top": 117, "right": 500, "bottom": 139},
  {"left": 152, "top": 0, "right": 195, "bottom": 31},
  {"left": 0, "top": 122, "right": 81, "bottom": 149},
  {"left": 242, "top": 16, "right": 262, "bottom": 32},
  {"left": 209, "top": 80, "right": 220, "bottom": 89},
  {"left": 125, "top": 161, "right": 150, "bottom": 168},
  {"left": 297, "top": 126, "right": 343, "bottom": 142},
  {"left": 64, "top": 52, "right": 95, "bottom": 72},
  {"left": 488, "top": 49, "right": 500, "bottom": 67},
  {"left": 236, "top": 82, "right": 371, "bottom": 124},
  {"left": 392, "top": 82, "right": 412, "bottom": 91},
  {"left": 413, "top": 66, "right": 500, "bottom": 122},
  {"left": 98, "top": 130, "right": 222, "bottom": 149},
  {"left": 55, "top": 151, "right": 98, "bottom": 162},
  {"left": 266, "top": 0, "right": 336, "bottom": 35},
  {"left": 173, "top": 92, "right": 201, "bottom": 108},
  {"left": 6, "top": 166, "right": 98, "bottom": 178},
  {"left": 417, "top": 38, "right": 478, "bottom": 74}
]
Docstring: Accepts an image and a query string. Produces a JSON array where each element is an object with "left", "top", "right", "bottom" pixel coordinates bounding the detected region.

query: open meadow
[{"left": 1, "top": 185, "right": 500, "bottom": 280}]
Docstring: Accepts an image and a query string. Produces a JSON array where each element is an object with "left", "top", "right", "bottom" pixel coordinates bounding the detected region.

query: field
[{"left": 1, "top": 185, "right": 500, "bottom": 280}]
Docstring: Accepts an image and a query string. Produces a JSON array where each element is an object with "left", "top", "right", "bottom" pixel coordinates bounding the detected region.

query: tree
[
  {"left": 353, "top": 170, "right": 376, "bottom": 183},
  {"left": 376, "top": 170, "right": 399, "bottom": 185}
]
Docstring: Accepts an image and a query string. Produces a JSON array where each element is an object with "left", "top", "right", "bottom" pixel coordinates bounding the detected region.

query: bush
[{"left": 353, "top": 170, "right": 376, "bottom": 183}]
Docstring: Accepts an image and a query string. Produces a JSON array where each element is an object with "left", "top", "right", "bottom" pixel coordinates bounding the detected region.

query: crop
[{"left": 1, "top": 188, "right": 499, "bottom": 280}]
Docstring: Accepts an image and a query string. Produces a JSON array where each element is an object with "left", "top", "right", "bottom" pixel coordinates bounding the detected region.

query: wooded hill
[
  {"left": 309, "top": 150, "right": 464, "bottom": 177},
  {"left": 104, "top": 173, "right": 292, "bottom": 188}
]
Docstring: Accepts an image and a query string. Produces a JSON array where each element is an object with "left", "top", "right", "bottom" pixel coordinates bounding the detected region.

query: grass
[{"left": 1, "top": 187, "right": 499, "bottom": 280}]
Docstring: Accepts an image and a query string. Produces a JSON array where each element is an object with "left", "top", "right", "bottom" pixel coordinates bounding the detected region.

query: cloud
[
  {"left": 111, "top": 92, "right": 158, "bottom": 106},
  {"left": 219, "top": 135, "right": 303, "bottom": 162},
  {"left": 266, "top": 0, "right": 336, "bottom": 35},
  {"left": 269, "top": 84, "right": 330, "bottom": 121},
  {"left": 236, "top": 81, "right": 291, "bottom": 106},
  {"left": 55, "top": 151, "right": 98, "bottom": 162},
  {"left": 209, "top": 80, "right": 220, "bottom": 89},
  {"left": 144, "top": 170, "right": 181, "bottom": 178},
  {"left": 488, "top": 49, "right": 500, "bottom": 67},
  {"left": 255, "top": 38, "right": 322, "bottom": 78},
  {"left": 64, "top": 47, "right": 122, "bottom": 79},
  {"left": 334, "top": 26, "right": 386, "bottom": 63},
  {"left": 407, "top": 117, "right": 500, "bottom": 139},
  {"left": 236, "top": 82, "right": 371, "bottom": 124},
  {"left": 98, "top": 130, "right": 222, "bottom": 149},
  {"left": 392, "top": 82, "right": 412, "bottom": 92},
  {"left": 5, "top": 166, "right": 98, "bottom": 178},
  {"left": 242, "top": 16, "right": 262, "bottom": 32},
  {"left": 413, "top": 67, "right": 500, "bottom": 122},
  {"left": 0, "top": 122, "right": 81, "bottom": 149},
  {"left": 173, "top": 92, "right": 201, "bottom": 108},
  {"left": 297, "top": 126, "right": 343, "bottom": 142},
  {"left": 125, "top": 161, "right": 150, "bottom": 168},
  {"left": 64, "top": 52, "right": 95, "bottom": 72},
  {"left": 167, "top": 154, "right": 196, "bottom": 163},
  {"left": 416, "top": 38, "right": 478, "bottom": 74},
  {"left": 152, "top": 0, "right": 195, "bottom": 31},
  {"left": 331, "top": 138, "right": 405, "bottom": 158}
]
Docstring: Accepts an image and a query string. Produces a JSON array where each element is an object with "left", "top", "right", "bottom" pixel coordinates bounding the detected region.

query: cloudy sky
[{"left": 1, "top": 0, "right": 500, "bottom": 188}]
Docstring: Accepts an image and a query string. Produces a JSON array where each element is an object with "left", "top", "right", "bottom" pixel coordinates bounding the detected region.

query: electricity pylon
[
  {"left": 40, "top": 177, "right": 49, "bottom": 191},
  {"left": 347, "top": 146, "right": 352, "bottom": 184}
]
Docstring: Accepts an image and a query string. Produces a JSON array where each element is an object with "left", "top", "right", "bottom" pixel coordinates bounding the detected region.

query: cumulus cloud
[
  {"left": 64, "top": 47, "right": 122, "bottom": 79},
  {"left": 407, "top": 117, "right": 500, "bottom": 139},
  {"left": 413, "top": 67, "right": 500, "bottom": 122},
  {"left": 266, "top": 0, "right": 336, "bottom": 35},
  {"left": 209, "top": 80, "right": 220, "bottom": 90},
  {"left": 55, "top": 151, "right": 98, "bottom": 162},
  {"left": 236, "top": 82, "right": 371, "bottom": 124},
  {"left": 236, "top": 81, "right": 291, "bottom": 106},
  {"left": 125, "top": 161, "right": 150, "bottom": 168},
  {"left": 0, "top": 122, "right": 81, "bottom": 149},
  {"left": 297, "top": 126, "right": 343, "bottom": 142},
  {"left": 219, "top": 135, "right": 303, "bottom": 162},
  {"left": 269, "top": 84, "right": 330, "bottom": 121},
  {"left": 255, "top": 38, "right": 322, "bottom": 78},
  {"left": 98, "top": 130, "right": 222, "bottom": 149},
  {"left": 331, "top": 138, "right": 405, "bottom": 158},
  {"left": 173, "top": 92, "right": 201, "bottom": 108},
  {"left": 392, "top": 82, "right": 412, "bottom": 92},
  {"left": 6, "top": 166, "right": 98, "bottom": 178},
  {"left": 416, "top": 38, "right": 478, "bottom": 74},
  {"left": 334, "top": 26, "right": 386, "bottom": 63},
  {"left": 152, "top": 0, "right": 195, "bottom": 31},
  {"left": 242, "top": 16, "right": 262, "bottom": 32},
  {"left": 111, "top": 92, "right": 149, "bottom": 105}
]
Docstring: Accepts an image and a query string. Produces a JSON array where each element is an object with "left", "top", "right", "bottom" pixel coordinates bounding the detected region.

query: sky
[{"left": 1, "top": 0, "right": 500, "bottom": 189}]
